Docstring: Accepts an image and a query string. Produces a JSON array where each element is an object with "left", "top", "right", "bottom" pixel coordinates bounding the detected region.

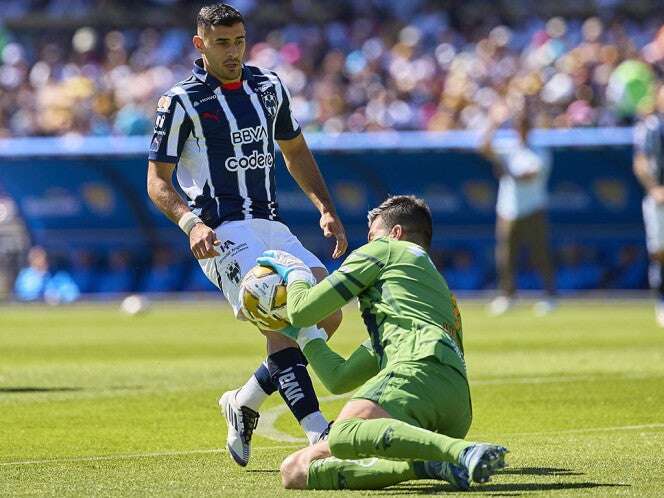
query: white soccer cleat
[
  {"left": 219, "top": 389, "right": 260, "bottom": 467},
  {"left": 488, "top": 296, "right": 514, "bottom": 316},
  {"left": 655, "top": 302, "right": 664, "bottom": 328},
  {"left": 533, "top": 298, "right": 557, "bottom": 317},
  {"left": 459, "top": 444, "right": 508, "bottom": 484}
]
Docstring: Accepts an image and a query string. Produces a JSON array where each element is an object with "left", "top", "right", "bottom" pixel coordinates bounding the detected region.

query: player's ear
[
  {"left": 389, "top": 224, "right": 403, "bottom": 240},
  {"left": 193, "top": 34, "right": 205, "bottom": 53}
]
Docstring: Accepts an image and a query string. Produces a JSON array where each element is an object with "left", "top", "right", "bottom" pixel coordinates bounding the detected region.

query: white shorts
[
  {"left": 198, "top": 218, "right": 325, "bottom": 318},
  {"left": 643, "top": 195, "right": 664, "bottom": 254}
]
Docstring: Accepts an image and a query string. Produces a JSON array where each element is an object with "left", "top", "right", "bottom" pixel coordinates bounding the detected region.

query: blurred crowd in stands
[
  {"left": 13, "top": 242, "right": 648, "bottom": 302},
  {"left": 0, "top": 0, "right": 663, "bottom": 137}
]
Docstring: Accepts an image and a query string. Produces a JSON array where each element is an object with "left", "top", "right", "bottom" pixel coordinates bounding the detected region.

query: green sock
[
  {"left": 329, "top": 417, "right": 472, "bottom": 464},
  {"left": 307, "top": 456, "right": 417, "bottom": 490}
]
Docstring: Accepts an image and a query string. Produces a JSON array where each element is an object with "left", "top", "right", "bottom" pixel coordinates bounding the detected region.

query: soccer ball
[{"left": 240, "top": 265, "right": 290, "bottom": 331}]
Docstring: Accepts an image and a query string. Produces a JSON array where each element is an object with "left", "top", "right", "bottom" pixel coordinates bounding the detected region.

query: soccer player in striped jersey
[
  {"left": 146, "top": 3, "right": 347, "bottom": 466},
  {"left": 257, "top": 196, "right": 507, "bottom": 490},
  {"left": 634, "top": 84, "right": 664, "bottom": 326}
]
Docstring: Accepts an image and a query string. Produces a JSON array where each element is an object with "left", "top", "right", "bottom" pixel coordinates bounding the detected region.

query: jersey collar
[{"left": 192, "top": 58, "right": 252, "bottom": 93}]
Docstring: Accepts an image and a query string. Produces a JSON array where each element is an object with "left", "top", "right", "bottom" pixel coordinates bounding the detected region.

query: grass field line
[
  {"left": 3, "top": 422, "right": 662, "bottom": 468},
  {"left": 0, "top": 444, "right": 301, "bottom": 467},
  {"left": 499, "top": 422, "right": 664, "bottom": 437}
]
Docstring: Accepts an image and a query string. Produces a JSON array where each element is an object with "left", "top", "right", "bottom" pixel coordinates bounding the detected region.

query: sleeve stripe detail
[
  {"left": 339, "top": 271, "right": 365, "bottom": 289},
  {"left": 166, "top": 102, "right": 186, "bottom": 157},
  {"left": 331, "top": 280, "right": 353, "bottom": 301},
  {"left": 352, "top": 252, "right": 385, "bottom": 268}
]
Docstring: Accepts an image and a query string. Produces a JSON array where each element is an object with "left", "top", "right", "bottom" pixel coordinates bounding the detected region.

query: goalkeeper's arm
[{"left": 301, "top": 339, "right": 379, "bottom": 395}]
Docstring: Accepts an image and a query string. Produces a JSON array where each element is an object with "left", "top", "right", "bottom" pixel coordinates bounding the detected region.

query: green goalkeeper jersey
[{"left": 287, "top": 237, "right": 466, "bottom": 376}]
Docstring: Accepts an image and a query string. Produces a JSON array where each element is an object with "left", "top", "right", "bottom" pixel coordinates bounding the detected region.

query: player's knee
[{"left": 280, "top": 453, "right": 308, "bottom": 489}]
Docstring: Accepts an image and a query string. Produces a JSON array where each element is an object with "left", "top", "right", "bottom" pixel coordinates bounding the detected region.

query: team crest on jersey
[
  {"left": 257, "top": 86, "right": 278, "bottom": 119},
  {"left": 157, "top": 96, "right": 171, "bottom": 112}
]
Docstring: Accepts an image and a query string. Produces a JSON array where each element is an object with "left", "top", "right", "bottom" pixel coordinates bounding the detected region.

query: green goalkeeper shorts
[{"left": 351, "top": 357, "right": 472, "bottom": 438}]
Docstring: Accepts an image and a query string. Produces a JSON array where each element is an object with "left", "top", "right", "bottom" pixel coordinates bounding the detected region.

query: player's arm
[
  {"left": 273, "top": 74, "right": 347, "bottom": 258},
  {"left": 633, "top": 120, "right": 664, "bottom": 203},
  {"left": 300, "top": 339, "right": 380, "bottom": 395},
  {"left": 146, "top": 94, "right": 218, "bottom": 259},
  {"left": 258, "top": 240, "right": 386, "bottom": 328},
  {"left": 478, "top": 117, "right": 507, "bottom": 177}
]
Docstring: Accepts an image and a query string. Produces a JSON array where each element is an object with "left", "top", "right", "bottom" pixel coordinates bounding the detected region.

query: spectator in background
[
  {"left": 443, "top": 249, "right": 485, "bottom": 291},
  {"left": 608, "top": 245, "right": 648, "bottom": 289},
  {"left": 633, "top": 83, "right": 664, "bottom": 326},
  {"left": 140, "top": 246, "right": 180, "bottom": 293},
  {"left": 14, "top": 246, "right": 79, "bottom": 303},
  {"left": 479, "top": 102, "right": 556, "bottom": 316},
  {"left": 96, "top": 250, "right": 134, "bottom": 294},
  {"left": 556, "top": 244, "right": 603, "bottom": 291},
  {"left": 69, "top": 249, "right": 97, "bottom": 293}
]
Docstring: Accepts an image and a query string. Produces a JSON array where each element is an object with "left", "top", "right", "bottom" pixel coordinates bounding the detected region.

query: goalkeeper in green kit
[{"left": 257, "top": 195, "right": 507, "bottom": 491}]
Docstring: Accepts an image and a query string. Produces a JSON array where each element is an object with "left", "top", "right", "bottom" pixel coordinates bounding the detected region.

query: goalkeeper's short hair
[{"left": 368, "top": 195, "right": 433, "bottom": 250}]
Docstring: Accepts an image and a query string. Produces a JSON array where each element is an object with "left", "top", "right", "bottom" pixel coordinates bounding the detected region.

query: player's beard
[{"left": 204, "top": 55, "right": 242, "bottom": 83}]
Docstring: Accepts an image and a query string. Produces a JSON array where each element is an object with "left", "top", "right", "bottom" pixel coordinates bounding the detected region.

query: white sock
[
  {"left": 300, "top": 410, "right": 329, "bottom": 444},
  {"left": 234, "top": 375, "right": 270, "bottom": 411}
]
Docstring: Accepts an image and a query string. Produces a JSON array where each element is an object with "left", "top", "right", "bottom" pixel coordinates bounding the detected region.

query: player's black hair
[
  {"left": 367, "top": 195, "right": 433, "bottom": 249},
  {"left": 197, "top": 3, "right": 244, "bottom": 30}
]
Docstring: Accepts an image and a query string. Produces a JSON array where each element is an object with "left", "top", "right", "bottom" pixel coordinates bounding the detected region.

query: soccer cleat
[
  {"left": 421, "top": 461, "right": 470, "bottom": 491},
  {"left": 488, "top": 296, "right": 514, "bottom": 316},
  {"left": 459, "top": 444, "right": 508, "bottom": 484},
  {"left": 219, "top": 389, "right": 260, "bottom": 467}
]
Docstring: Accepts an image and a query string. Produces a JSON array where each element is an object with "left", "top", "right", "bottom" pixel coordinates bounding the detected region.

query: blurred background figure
[
  {"left": 96, "top": 250, "right": 135, "bottom": 294},
  {"left": 633, "top": 84, "right": 664, "bottom": 326},
  {"left": 479, "top": 103, "right": 556, "bottom": 316},
  {"left": 14, "top": 245, "right": 79, "bottom": 303}
]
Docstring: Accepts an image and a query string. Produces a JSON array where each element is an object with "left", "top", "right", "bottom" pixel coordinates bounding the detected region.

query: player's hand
[
  {"left": 256, "top": 250, "right": 315, "bottom": 284},
  {"left": 320, "top": 211, "right": 347, "bottom": 258},
  {"left": 651, "top": 186, "right": 664, "bottom": 204},
  {"left": 189, "top": 223, "right": 221, "bottom": 259}
]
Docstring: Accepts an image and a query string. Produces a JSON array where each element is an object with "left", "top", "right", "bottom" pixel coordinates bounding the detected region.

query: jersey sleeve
[
  {"left": 273, "top": 74, "right": 301, "bottom": 141},
  {"left": 302, "top": 338, "right": 380, "bottom": 395},
  {"left": 147, "top": 94, "right": 192, "bottom": 163},
  {"left": 286, "top": 239, "right": 389, "bottom": 328}
]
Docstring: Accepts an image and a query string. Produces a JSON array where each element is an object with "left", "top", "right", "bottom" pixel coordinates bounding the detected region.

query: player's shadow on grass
[
  {"left": 374, "top": 481, "right": 629, "bottom": 495},
  {"left": 500, "top": 466, "right": 584, "bottom": 476},
  {"left": 0, "top": 387, "right": 83, "bottom": 393}
]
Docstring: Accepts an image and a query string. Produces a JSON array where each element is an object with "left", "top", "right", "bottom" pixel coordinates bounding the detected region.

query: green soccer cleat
[{"left": 459, "top": 444, "right": 508, "bottom": 484}]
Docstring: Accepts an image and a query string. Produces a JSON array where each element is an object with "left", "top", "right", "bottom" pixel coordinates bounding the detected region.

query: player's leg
[
  {"left": 199, "top": 221, "right": 326, "bottom": 464},
  {"left": 525, "top": 210, "right": 557, "bottom": 315},
  {"left": 491, "top": 216, "right": 518, "bottom": 314},
  {"left": 643, "top": 196, "right": 664, "bottom": 326},
  {"left": 282, "top": 360, "right": 506, "bottom": 490},
  {"left": 280, "top": 403, "right": 470, "bottom": 491}
]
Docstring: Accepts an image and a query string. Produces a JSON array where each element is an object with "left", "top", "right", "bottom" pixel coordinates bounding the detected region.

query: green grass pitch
[{"left": 1, "top": 300, "right": 663, "bottom": 497}]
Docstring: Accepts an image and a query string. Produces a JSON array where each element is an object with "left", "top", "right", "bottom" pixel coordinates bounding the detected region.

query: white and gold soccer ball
[{"left": 240, "top": 265, "right": 290, "bottom": 331}]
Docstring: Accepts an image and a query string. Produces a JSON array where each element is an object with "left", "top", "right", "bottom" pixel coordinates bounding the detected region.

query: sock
[
  {"left": 267, "top": 347, "right": 328, "bottom": 442},
  {"left": 307, "top": 457, "right": 417, "bottom": 490},
  {"left": 328, "top": 417, "right": 472, "bottom": 465},
  {"left": 234, "top": 362, "right": 275, "bottom": 411}
]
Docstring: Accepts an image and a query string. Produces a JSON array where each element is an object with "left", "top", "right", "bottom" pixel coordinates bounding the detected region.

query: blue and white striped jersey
[
  {"left": 634, "top": 114, "right": 664, "bottom": 186},
  {"left": 148, "top": 59, "right": 301, "bottom": 227}
]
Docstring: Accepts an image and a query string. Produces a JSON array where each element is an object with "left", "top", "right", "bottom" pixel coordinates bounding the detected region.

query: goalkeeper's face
[
  {"left": 368, "top": 216, "right": 403, "bottom": 242},
  {"left": 193, "top": 22, "right": 246, "bottom": 82}
]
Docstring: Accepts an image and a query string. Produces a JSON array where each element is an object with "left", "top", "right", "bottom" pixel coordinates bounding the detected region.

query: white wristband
[
  {"left": 296, "top": 326, "right": 328, "bottom": 350},
  {"left": 178, "top": 212, "right": 203, "bottom": 236}
]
